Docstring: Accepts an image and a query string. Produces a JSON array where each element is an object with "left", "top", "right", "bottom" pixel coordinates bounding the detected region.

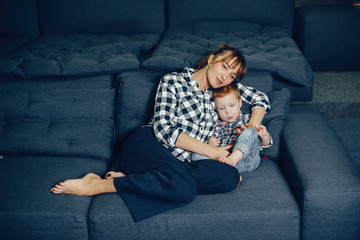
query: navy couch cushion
[
  {"left": 257, "top": 88, "right": 291, "bottom": 161},
  {"left": 115, "top": 70, "right": 166, "bottom": 147},
  {"left": 89, "top": 159, "right": 299, "bottom": 239},
  {"left": 330, "top": 118, "right": 360, "bottom": 171},
  {"left": 295, "top": 5, "right": 360, "bottom": 71},
  {"left": 0, "top": 89, "right": 116, "bottom": 162},
  {"left": 0, "top": 155, "right": 108, "bottom": 240},
  {"left": 281, "top": 104, "right": 360, "bottom": 239},
  {"left": 0, "top": 74, "right": 115, "bottom": 90},
  {"left": 167, "top": 0, "right": 294, "bottom": 33},
  {"left": 0, "top": 0, "right": 39, "bottom": 38},
  {"left": 0, "top": 37, "right": 29, "bottom": 58},
  {"left": 142, "top": 21, "right": 313, "bottom": 87},
  {"left": 39, "top": 0, "right": 166, "bottom": 35},
  {"left": 0, "top": 34, "right": 160, "bottom": 78}
]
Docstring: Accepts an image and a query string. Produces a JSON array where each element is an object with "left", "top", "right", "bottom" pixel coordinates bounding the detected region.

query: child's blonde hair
[{"left": 212, "top": 82, "right": 241, "bottom": 100}]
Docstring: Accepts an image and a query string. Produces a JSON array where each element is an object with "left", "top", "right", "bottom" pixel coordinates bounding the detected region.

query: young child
[{"left": 191, "top": 82, "right": 272, "bottom": 174}]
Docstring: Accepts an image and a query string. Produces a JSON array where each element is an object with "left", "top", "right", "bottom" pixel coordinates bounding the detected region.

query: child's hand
[
  {"left": 255, "top": 125, "right": 268, "bottom": 137},
  {"left": 208, "top": 135, "right": 220, "bottom": 147}
]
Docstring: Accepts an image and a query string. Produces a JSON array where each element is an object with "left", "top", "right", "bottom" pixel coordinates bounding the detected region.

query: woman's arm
[
  {"left": 237, "top": 83, "right": 270, "bottom": 126},
  {"left": 175, "top": 132, "right": 231, "bottom": 160},
  {"left": 248, "top": 107, "right": 266, "bottom": 127}
]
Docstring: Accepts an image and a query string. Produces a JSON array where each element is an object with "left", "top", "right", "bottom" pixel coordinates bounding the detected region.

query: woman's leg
[
  {"left": 113, "top": 126, "right": 197, "bottom": 221},
  {"left": 189, "top": 160, "right": 241, "bottom": 194}
]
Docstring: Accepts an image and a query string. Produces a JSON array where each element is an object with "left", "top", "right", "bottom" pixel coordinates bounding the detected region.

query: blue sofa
[{"left": 0, "top": 1, "right": 359, "bottom": 240}]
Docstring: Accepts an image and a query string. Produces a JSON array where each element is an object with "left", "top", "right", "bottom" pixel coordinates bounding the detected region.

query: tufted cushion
[
  {"left": 142, "top": 21, "right": 313, "bottom": 87},
  {"left": 0, "top": 89, "right": 116, "bottom": 162},
  {"left": 0, "top": 34, "right": 160, "bottom": 78}
]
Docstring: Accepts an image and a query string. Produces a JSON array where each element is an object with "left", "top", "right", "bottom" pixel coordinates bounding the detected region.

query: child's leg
[{"left": 219, "top": 127, "right": 258, "bottom": 167}]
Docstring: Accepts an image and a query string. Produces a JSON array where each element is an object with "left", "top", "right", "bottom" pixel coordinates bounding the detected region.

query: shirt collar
[{"left": 183, "top": 67, "right": 212, "bottom": 94}]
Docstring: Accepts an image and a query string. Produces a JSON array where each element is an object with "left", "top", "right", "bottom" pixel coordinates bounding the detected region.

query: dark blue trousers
[{"left": 113, "top": 126, "right": 240, "bottom": 222}]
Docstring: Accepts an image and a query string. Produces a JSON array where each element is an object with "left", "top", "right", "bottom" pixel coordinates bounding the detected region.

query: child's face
[{"left": 214, "top": 92, "right": 242, "bottom": 124}]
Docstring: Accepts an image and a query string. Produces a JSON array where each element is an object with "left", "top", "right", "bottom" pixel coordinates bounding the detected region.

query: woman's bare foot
[
  {"left": 105, "top": 171, "right": 126, "bottom": 179},
  {"left": 50, "top": 173, "right": 116, "bottom": 196}
]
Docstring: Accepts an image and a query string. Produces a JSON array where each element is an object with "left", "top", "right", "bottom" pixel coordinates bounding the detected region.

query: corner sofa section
[
  {"left": 0, "top": 89, "right": 116, "bottom": 240},
  {"left": 0, "top": 1, "right": 359, "bottom": 240}
]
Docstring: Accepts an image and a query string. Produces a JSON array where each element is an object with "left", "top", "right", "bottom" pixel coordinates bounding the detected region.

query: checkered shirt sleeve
[
  {"left": 237, "top": 83, "right": 270, "bottom": 112},
  {"left": 152, "top": 68, "right": 218, "bottom": 162}
]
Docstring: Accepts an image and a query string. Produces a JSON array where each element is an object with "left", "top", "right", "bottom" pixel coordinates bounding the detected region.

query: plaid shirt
[
  {"left": 151, "top": 68, "right": 270, "bottom": 162},
  {"left": 214, "top": 113, "right": 250, "bottom": 147},
  {"left": 214, "top": 113, "right": 273, "bottom": 150}
]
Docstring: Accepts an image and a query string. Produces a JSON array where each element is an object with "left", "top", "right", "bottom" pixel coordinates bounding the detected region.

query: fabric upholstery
[
  {"left": 295, "top": 5, "right": 360, "bottom": 70},
  {"left": 89, "top": 159, "right": 299, "bottom": 240},
  {"left": 0, "top": 0, "right": 39, "bottom": 38},
  {"left": 330, "top": 118, "right": 360, "bottom": 171},
  {"left": 0, "top": 156, "right": 108, "bottom": 240},
  {"left": 0, "top": 89, "right": 116, "bottom": 162},
  {"left": 259, "top": 88, "right": 291, "bottom": 160},
  {"left": 167, "top": 0, "right": 294, "bottom": 33},
  {"left": 142, "top": 21, "right": 313, "bottom": 87},
  {"left": 0, "top": 34, "right": 160, "bottom": 78},
  {"left": 38, "top": 0, "right": 166, "bottom": 35},
  {"left": 0, "top": 74, "right": 115, "bottom": 90},
  {"left": 0, "top": 37, "right": 29, "bottom": 58},
  {"left": 115, "top": 70, "right": 165, "bottom": 147},
  {"left": 281, "top": 104, "right": 360, "bottom": 240}
]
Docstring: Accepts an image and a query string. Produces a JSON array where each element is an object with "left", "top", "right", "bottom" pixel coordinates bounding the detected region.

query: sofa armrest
[{"left": 280, "top": 104, "right": 360, "bottom": 240}]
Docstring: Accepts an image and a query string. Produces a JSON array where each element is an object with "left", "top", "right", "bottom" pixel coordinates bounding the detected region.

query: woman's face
[{"left": 207, "top": 54, "right": 241, "bottom": 89}]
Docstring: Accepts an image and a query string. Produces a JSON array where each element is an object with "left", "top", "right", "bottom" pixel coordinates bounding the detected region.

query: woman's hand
[{"left": 207, "top": 144, "right": 232, "bottom": 161}]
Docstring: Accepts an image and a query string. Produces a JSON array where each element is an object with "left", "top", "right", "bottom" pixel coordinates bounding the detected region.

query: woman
[{"left": 50, "top": 44, "right": 270, "bottom": 222}]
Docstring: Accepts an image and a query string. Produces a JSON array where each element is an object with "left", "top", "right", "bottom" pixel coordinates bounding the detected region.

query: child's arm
[
  {"left": 256, "top": 125, "right": 272, "bottom": 147},
  {"left": 208, "top": 135, "right": 221, "bottom": 147}
]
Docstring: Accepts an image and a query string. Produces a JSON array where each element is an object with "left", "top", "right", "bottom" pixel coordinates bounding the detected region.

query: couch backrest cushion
[
  {"left": 242, "top": 88, "right": 291, "bottom": 161},
  {"left": 167, "top": 0, "right": 294, "bottom": 33},
  {"left": 115, "top": 70, "right": 166, "bottom": 147},
  {"left": 0, "top": 34, "right": 161, "bottom": 78},
  {"left": 0, "top": 0, "right": 39, "bottom": 38},
  {"left": 0, "top": 89, "right": 116, "bottom": 162},
  {"left": 142, "top": 21, "right": 313, "bottom": 87},
  {"left": 39, "top": 0, "right": 166, "bottom": 35}
]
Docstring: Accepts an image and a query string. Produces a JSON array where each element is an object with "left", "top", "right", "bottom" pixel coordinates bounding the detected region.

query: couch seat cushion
[
  {"left": 0, "top": 89, "right": 116, "bottom": 162},
  {"left": 0, "top": 155, "right": 108, "bottom": 240},
  {"left": 142, "top": 21, "right": 313, "bottom": 87},
  {"left": 0, "top": 34, "right": 160, "bottom": 78},
  {"left": 88, "top": 159, "right": 299, "bottom": 239}
]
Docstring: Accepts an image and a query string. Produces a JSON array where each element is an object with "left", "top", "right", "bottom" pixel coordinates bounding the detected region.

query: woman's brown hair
[{"left": 197, "top": 44, "right": 247, "bottom": 81}]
